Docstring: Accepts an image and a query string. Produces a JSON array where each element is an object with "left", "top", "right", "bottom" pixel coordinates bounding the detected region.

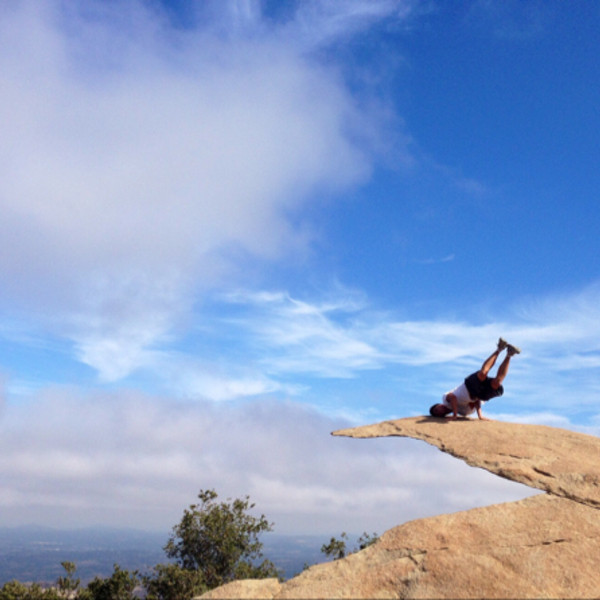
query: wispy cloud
[
  {"left": 280, "top": 0, "right": 415, "bottom": 49},
  {"left": 148, "top": 283, "right": 600, "bottom": 417},
  {"left": 219, "top": 282, "right": 600, "bottom": 366},
  {"left": 414, "top": 253, "right": 456, "bottom": 265},
  {"left": 220, "top": 290, "right": 381, "bottom": 377}
]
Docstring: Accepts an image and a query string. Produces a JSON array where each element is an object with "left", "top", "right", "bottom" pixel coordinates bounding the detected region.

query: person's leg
[
  {"left": 477, "top": 338, "right": 507, "bottom": 381},
  {"left": 446, "top": 393, "right": 459, "bottom": 420},
  {"left": 490, "top": 344, "right": 519, "bottom": 389}
]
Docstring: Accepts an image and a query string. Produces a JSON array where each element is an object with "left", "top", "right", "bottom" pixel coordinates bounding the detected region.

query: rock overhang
[{"left": 332, "top": 417, "right": 600, "bottom": 509}]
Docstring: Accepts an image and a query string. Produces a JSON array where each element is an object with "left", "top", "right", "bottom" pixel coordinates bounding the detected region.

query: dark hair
[{"left": 429, "top": 403, "right": 451, "bottom": 417}]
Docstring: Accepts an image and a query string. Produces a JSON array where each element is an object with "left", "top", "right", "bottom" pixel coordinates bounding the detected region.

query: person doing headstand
[{"left": 430, "top": 338, "right": 520, "bottom": 421}]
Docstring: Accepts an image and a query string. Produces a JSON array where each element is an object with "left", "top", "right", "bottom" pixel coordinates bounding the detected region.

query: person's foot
[
  {"left": 497, "top": 337, "right": 508, "bottom": 351},
  {"left": 506, "top": 344, "right": 521, "bottom": 356}
]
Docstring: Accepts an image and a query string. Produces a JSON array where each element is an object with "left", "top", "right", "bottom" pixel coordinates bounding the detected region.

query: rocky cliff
[{"left": 200, "top": 417, "right": 600, "bottom": 599}]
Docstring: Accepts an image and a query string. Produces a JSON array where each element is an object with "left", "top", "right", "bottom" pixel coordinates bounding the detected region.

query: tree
[
  {"left": 0, "top": 581, "right": 60, "bottom": 600},
  {"left": 81, "top": 564, "right": 139, "bottom": 600},
  {"left": 162, "top": 489, "right": 280, "bottom": 591},
  {"left": 0, "top": 580, "right": 50, "bottom": 600},
  {"left": 356, "top": 531, "right": 379, "bottom": 551},
  {"left": 0, "top": 561, "right": 86, "bottom": 600},
  {"left": 56, "top": 561, "right": 80, "bottom": 597},
  {"left": 321, "top": 531, "right": 379, "bottom": 561},
  {"left": 320, "top": 532, "right": 349, "bottom": 560},
  {"left": 142, "top": 563, "right": 205, "bottom": 600}
]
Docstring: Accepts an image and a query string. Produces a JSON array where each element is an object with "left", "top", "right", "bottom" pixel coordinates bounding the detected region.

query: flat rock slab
[{"left": 332, "top": 417, "right": 600, "bottom": 508}]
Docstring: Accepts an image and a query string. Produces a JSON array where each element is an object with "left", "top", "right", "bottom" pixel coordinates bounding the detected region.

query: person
[{"left": 429, "top": 338, "right": 520, "bottom": 421}]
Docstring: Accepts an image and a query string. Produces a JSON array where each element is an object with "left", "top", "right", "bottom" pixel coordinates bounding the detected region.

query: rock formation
[
  {"left": 199, "top": 417, "right": 600, "bottom": 599},
  {"left": 334, "top": 417, "right": 600, "bottom": 508}
]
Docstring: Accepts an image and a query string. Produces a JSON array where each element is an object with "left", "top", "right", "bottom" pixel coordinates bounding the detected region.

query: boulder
[{"left": 199, "top": 578, "right": 282, "bottom": 599}]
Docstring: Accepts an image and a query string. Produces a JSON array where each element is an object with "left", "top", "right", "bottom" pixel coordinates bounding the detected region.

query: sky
[{"left": 1, "top": 0, "right": 599, "bottom": 538}]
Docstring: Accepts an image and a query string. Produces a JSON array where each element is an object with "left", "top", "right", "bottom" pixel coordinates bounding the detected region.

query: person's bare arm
[{"left": 476, "top": 401, "right": 491, "bottom": 421}]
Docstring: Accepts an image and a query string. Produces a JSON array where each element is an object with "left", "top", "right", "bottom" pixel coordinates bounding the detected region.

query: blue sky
[{"left": 1, "top": 0, "right": 599, "bottom": 537}]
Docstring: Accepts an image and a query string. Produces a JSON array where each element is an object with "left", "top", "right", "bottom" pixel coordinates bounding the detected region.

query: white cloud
[
  {"left": 282, "top": 0, "right": 415, "bottom": 49},
  {"left": 166, "top": 363, "right": 290, "bottom": 402},
  {"left": 414, "top": 253, "right": 456, "bottom": 265}
]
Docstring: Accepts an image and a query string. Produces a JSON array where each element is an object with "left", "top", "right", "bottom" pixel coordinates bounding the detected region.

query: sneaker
[
  {"left": 506, "top": 344, "right": 521, "bottom": 356},
  {"left": 497, "top": 337, "right": 508, "bottom": 351}
]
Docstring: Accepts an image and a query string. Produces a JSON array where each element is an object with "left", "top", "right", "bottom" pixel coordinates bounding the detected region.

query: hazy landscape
[{"left": 0, "top": 527, "right": 326, "bottom": 586}]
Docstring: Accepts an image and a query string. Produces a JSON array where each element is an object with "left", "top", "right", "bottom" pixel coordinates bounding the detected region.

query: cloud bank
[{"left": 0, "top": 390, "right": 535, "bottom": 534}]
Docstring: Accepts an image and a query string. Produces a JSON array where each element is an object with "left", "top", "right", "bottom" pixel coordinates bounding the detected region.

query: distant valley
[{"left": 0, "top": 527, "right": 326, "bottom": 586}]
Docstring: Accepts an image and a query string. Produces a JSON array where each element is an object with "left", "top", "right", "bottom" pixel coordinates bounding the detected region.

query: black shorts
[{"left": 464, "top": 372, "right": 503, "bottom": 401}]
